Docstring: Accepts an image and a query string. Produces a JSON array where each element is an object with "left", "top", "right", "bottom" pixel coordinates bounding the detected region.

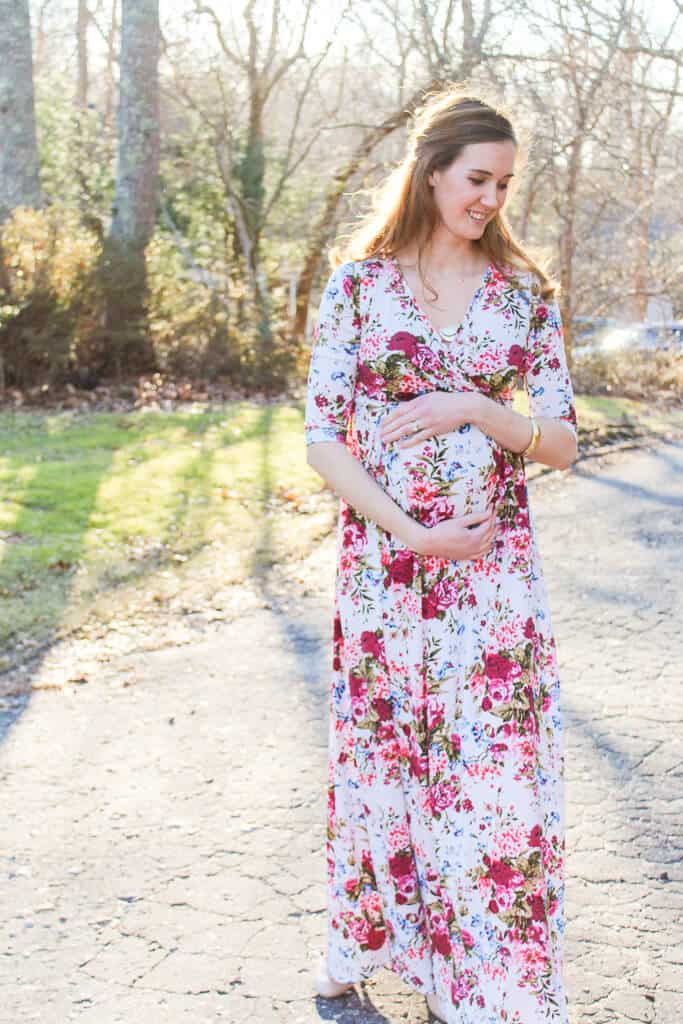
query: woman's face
[{"left": 428, "top": 139, "right": 517, "bottom": 242}]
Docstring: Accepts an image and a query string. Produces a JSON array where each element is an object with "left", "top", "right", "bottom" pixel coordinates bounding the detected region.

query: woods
[{"left": 0, "top": 0, "right": 681, "bottom": 394}]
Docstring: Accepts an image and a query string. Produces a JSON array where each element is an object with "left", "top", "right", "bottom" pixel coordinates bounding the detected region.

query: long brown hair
[{"left": 332, "top": 83, "right": 557, "bottom": 301}]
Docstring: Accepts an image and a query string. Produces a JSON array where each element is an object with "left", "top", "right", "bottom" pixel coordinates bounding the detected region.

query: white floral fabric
[{"left": 304, "top": 255, "right": 577, "bottom": 1024}]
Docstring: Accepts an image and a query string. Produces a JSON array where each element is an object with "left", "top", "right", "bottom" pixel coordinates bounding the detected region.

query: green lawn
[
  {"left": 1, "top": 394, "right": 680, "bottom": 665},
  {"left": 0, "top": 401, "right": 329, "bottom": 665}
]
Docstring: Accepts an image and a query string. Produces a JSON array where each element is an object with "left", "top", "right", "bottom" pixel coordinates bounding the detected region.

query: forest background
[
  {"left": 0, "top": 0, "right": 682, "bottom": 674},
  {"left": 1, "top": 0, "right": 682, "bottom": 396}
]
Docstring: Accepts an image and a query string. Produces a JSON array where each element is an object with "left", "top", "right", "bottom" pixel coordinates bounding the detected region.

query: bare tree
[
  {"left": 292, "top": 0, "right": 500, "bottom": 338},
  {"left": 90, "top": 0, "right": 120, "bottom": 126},
  {"left": 76, "top": 0, "right": 90, "bottom": 109},
  {"left": 0, "top": 0, "right": 43, "bottom": 222},
  {"left": 167, "top": 0, "right": 349, "bottom": 385}
]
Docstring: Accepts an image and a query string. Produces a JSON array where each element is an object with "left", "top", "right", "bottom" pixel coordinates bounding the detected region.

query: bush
[
  {"left": 0, "top": 206, "right": 304, "bottom": 393},
  {"left": 0, "top": 206, "right": 100, "bottom": 388},
  {"left": 571, "top": 347, "right": 683, "bottom": 404}
]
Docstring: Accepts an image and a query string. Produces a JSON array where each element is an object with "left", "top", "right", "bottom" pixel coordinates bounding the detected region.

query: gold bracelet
[{"left": 522, "top": 417, "right": 542, "bottom": 457}]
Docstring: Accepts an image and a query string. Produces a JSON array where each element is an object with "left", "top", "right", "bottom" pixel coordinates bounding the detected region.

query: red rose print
[
  {"left": 389, "top": 851, "right": 413, "bottom": 878},
  {"left": 386, "top": 549, "right": 416, "bottom": 587},
  {"left": 508, "top": 344, "right": 524, "bottom": 368},
  {"left": 366, "top": 926, "right": 387, "bottom": 950},
  {"left": 536, "top": 304, "right": 548, "bottom": 321},
  {"left": 524, "top": 617, "right": 535, "bottom": 639},
  {"left": 361, "top": 630, "right": 385, "bottom": 660},
  {"left": 349, "top": 673, "right": 366, "bottom": 700},
  {"left": 388, "top": 331, "right": 419, "bottom": 359},
  {"left": 529, "top": 824, "right": 542, "bottom": 847},
  {"left": 489, "top": 859, "right": 518, "bottom": 887},
  {"left": 409, "top": 752, "right": 428, "bottom": 780},
  {"left": 530, "top": 893, "right": 546, "bottom": 922},
  {"left": 483, "top": 653, "right": 514, "bottom": 680},
  {"left": 432, "top": 930, "right": 451, "bottom": 956},
  {"left": 422, "top": 579, "right": 459, "bottom": 619},
  {"left": 514, "top": 482, "right": 527, "bottom": 509},
  {"left": 343, "top": 519, "right": 366, "bottom": 550},
  {"left": 481, "top": 695, "right": 492, "bottom": 711},
  {"left": 374, "top": 697, "right": 393, "bottom": 722},
  {"left": 357, "top": 362, "right": 385, "bottom": 398}
]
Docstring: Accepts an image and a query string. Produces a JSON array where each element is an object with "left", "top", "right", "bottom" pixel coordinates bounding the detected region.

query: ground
[{"left": 1, "top": 439, "right": 681, "bottom": 1023}]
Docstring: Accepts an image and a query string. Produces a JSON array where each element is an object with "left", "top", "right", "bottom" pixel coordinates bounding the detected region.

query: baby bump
[{"left": 380, "top": 422, "right": 498, "bottom": 526}]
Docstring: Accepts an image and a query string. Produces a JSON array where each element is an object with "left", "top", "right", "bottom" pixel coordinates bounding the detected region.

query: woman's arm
[
  {"left": 379, "top": 391, "right": 577, "bottom": 470},
  {"left": 471, "top": 396, "right": 577, "bottom": 470},
  {"left": 380, "top": 284, "right": 579, "bottom": 471},
  {"left": 307, "top": 441, "right": 496, "bottom": 559}
]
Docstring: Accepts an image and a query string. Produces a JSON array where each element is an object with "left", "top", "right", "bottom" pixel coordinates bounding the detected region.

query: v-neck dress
[{"left": 304, "top": 255, "right": 577, "bottom": 1024}]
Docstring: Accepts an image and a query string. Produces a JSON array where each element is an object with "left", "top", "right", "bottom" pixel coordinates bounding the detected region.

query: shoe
[
  {"left": 426, "top": 990, "right": 449, "bottom": 1022},
  {"left": 313, "top": 958, "right": 354, "bottom": 998}
]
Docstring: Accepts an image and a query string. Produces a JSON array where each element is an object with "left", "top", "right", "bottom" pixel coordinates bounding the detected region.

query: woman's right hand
[{"left": 413, "top": 507, "right": 497, "bottom": 560}]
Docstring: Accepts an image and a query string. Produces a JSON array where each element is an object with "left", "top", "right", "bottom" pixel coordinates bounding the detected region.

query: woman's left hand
[{"left": 380, "top": 391, "right": 480, "bottom": 448}]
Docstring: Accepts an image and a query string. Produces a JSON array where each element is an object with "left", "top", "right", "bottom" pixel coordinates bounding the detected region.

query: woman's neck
[{"left": 399, "top": 232, "right": 485, "bottom": 277}]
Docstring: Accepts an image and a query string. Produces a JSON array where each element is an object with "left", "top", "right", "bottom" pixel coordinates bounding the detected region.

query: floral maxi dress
[{"left": 303, "top": 256, "right": 577, "bottom": 1024}]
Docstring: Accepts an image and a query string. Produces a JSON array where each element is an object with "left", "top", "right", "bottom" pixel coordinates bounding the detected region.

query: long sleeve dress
[{"left": 303, "top": 254, "right": 577, "bottom": 1024}]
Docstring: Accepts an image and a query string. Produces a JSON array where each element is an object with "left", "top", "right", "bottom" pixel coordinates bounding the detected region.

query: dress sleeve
[
  {"left": 304, "top": 260, "right": 362, "bottom": 446},
  {"left": 524, "top": 286, "right": 578, "bottom": 439}
]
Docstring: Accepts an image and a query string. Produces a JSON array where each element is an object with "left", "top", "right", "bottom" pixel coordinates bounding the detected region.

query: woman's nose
[{"left": 479, "top": 185, "right": 499, "bottom": 208}]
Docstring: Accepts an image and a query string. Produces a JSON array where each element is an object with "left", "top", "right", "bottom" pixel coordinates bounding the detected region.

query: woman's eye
[{"left": 469, "top": 178, "right": 485, "bottom": 186}]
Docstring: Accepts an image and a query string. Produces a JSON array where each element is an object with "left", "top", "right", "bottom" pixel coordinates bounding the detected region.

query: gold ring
[{"left": 412, "top": 420, "right": 421, "bottom": 433}]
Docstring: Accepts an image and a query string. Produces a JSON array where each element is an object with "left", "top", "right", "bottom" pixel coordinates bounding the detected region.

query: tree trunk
[
  {"left": 0, "top": 0, "right": 43, "bottom": 222},
  {"left": 102, "top": 0, "right": 160, "bottom": 375},
  {"left": 558, "top": 138, "right": 582, "bottom": 369},
  {"left": 76, "top": 0, "right": 89, "bottom": 110},
  {"left": 103, "top": 1, "right": 119, "bottom": 127}
]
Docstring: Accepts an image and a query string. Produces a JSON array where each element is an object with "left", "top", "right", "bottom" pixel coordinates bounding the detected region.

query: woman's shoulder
[{"left": 493, "top": 262, "right": 549, "bottom": 307}]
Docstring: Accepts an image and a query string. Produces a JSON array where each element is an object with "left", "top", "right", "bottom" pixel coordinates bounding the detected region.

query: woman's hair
[{"left": 332, "top": 83, "right": 557, "bottom": 301}]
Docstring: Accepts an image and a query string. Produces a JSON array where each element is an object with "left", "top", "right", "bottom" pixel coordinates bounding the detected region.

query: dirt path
[{"left": 1, "top": 440, "right": 682, "bottom": 1023}]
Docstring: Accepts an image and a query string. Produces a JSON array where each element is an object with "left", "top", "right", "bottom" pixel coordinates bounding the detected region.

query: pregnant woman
[{"left": 304, "top": 86, "right": 577, "bottom": 1024}]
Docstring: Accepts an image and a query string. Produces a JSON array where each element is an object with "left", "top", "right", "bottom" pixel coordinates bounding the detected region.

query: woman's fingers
[
  {"left": 463, "top": 508, "right": 495, "bottom": 530},
  {"left": 397, "top": 428, "right": 432, "bottom": 448},
  {"left": 382, "top": 419, "right": 430, "bottom": 445}
]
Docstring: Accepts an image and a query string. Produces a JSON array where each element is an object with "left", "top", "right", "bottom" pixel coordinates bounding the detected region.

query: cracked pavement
[{"left": 1, "top": 438, "right": 682, "bottom": 1023}]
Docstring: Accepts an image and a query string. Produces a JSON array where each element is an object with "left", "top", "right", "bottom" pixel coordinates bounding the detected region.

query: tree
[
  {"left": 101, "top": 0, "right": 160, "bottom": 374},
  {"left": 76, "top": 0, "right": 90, "bottom": 109},
  {"left": 0, "top": 0, "right": 43, "bottom": 222},
  {"left": 291, "top": 0, "right": 499, "bottom": 339},
  {"left": 182, "top": 0, "right": 345, "bottom": 387}
]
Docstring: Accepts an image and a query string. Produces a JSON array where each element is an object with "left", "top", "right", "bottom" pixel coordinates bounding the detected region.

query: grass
[
  {"left": 0, "top": 401, "right": 331, "bottom": 666},
  {"left": 1, "top": 392, "right": 680, "bottom": 666}
]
